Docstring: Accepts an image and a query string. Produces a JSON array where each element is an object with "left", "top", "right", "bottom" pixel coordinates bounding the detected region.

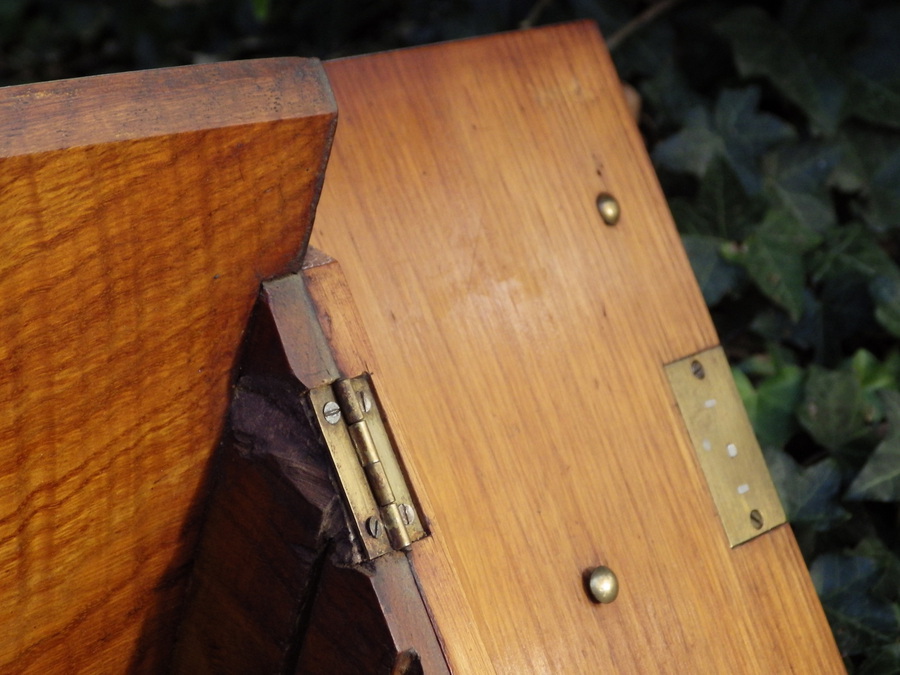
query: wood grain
[
  {"left": 171, "top": 373, "right": 346, "bottom": 673},
  {"left": 174, "top": 264, "right": 450, "bottom": 673},
  {"left": 313, "top": 23, "right": 844, "bottom": 673},
  {"left": 0, "top": 59, "right": 335, "bottom": 672}
]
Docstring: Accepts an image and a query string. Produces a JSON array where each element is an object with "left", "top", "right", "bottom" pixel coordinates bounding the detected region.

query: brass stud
[
  {"left": 587, "top": 566, "right": 619, "bottom": 604},
  {"left": 596, "top": 194, "right": 620, "bottom": 226}
]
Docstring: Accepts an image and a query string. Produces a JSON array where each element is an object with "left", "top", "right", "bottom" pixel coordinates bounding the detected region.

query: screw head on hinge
[
  {"left": 750, "top": 509, "right": 764, "bottom": 530},
  {"left": 690, "top": 359, "right": 705, "bottom": 379},
  {"left": 323, "top": 401, "right": 341, "bottom": 424},
  {"left": 398, "top": 503, "right": 416, "bottom": 526},
  {"left": 360, "top": 390, "right": 373, "bottom": 413},
  {"left": 366, "top": 516, "right": 383, "bottom": 538}
]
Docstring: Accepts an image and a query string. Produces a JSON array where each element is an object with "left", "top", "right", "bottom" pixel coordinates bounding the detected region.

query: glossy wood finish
[
  {"left": 0, "top": 59, "right": 335, "bottom": 672},
  {"left": 313, "top": 23, "right": 844, "bottom": 673}
]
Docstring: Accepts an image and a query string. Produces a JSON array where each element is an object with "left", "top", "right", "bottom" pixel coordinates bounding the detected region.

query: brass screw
[
  {"left": 366, "top": 516, "right": 382, "bottom": 538},
  {"left": 323, "top": 401, "right": 341, "bottom": 424},
  {"left": 691, "top": 360, "right": 705, "bottom": 379},
  {"left": 596, "top": 194, "right": 620, "bottom": 226},
  {"left": 399, "top": 503, "right": 416, "bottom": 526},
  {"left": 750, "top": 509, "right": 764, "bottom": 530},
  {"left": 360, "top": 390, "right": 373, "bottom": 413},
  {"left": 587, "top": 566, "right": 619, "bottom": 604}
]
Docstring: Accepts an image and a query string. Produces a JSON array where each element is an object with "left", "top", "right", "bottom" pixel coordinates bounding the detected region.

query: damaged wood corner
[{"left": 170, "top": 261, "right": 447, "bottom": 674}]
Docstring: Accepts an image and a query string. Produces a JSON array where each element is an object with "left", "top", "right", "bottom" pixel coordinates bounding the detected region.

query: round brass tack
[
  {"left": 596, "top": 194, "right": 620, "bottom": 226},
  {"left": 587, "top": 565, "right": 619, "bottom": 604}
]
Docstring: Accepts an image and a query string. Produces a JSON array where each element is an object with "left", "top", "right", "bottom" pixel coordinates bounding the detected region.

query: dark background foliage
[{"left": 2, "top": 0, "right": 899, "bottom": 670}]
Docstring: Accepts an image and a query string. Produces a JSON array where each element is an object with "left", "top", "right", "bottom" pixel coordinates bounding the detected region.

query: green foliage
[
  {"left": 2, "top": 0, "right": 899, "bottom": 669},
  {"left": 615, "top": 0, "right": 900, "bottom": 669}
]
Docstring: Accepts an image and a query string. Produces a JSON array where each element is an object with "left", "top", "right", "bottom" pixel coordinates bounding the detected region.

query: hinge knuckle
[
  {"left": 382, "top": 503, "right": 412, "bottom": 551},
  {"left": 364, "top": 462, "right": 395, "bottom": 505},
  {"left": 348, "top": 422, "right": 379, "bottom": 465},
  {"left": 308, "top": 374, "right": 426, "bottom": 560},
  {"left": 334, "top": 378, "right": 365, "bottom": 423}
]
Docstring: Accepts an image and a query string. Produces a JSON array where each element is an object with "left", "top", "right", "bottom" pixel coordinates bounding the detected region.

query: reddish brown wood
[
  {"left": 0, "top": 59, "right": 335, "bottom": 672},
  {"left": 171, "top": 372, "right": 349, "bottom": 673},
  {"left": 295, "top": 555, "right": 439, "bottom": 675},
  {"left": 173, "top": 263, "right": 449, "bottom": 673}
]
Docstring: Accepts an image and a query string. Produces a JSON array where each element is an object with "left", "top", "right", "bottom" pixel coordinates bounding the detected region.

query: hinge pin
[
  {"left": 333, "top": 378, "right": 414, "bottom": 553},
  {"left": 309, "top": 374, "right": 426, "bottom": 560}
]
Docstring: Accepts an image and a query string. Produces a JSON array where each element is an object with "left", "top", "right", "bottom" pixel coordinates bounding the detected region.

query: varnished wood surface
[
  {"left": 313, "top": 23, "right": 844, "bottom": 673},
  {"left": 0, "top": 59, "right": 335, "bottom": 672}
]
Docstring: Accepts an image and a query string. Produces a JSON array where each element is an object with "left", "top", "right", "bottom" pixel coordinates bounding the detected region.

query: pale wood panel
[
  {"left": 314, "top": 23, "right": 843, "bottom": 673},
  {"left": 0, "top": 59, "right": 335, "bottom": 672}
]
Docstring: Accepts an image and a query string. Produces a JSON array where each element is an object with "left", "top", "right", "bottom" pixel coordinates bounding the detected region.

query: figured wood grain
[
  {"left": 0, "top": 59, "right": 335, "bottom": 672},
  {"left": 313, "top": 23, "right": 844, "bottom": 673}
]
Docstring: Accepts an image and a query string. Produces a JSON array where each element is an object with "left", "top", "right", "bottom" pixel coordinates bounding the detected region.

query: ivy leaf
[
  {"left": 846, "top": 72, "right": 900, "bottom": 131},
  {"left": 765, "top": 449, "right": 849, "bottom": 532},
  {"left": 853, "top": 536, "right": 900, "bottom": 603},
  {"left": 853, "top": 349, "right": 900, "bottom": 390},
  {"left": 730, "top": 209, "right": 821, "bottom": 321},
  {"left": 858, "top": 645, "right": 900, "bottom": 675},
  {"left": 652, "top": 88, "right": 794, "bottom": 193},
  {"left": 763, "top": 142, "right": 840, "bottom": 233},
  {"left": 810, "top": 554, "right": 900, "bottom": 656},
  {"left": 652, "top": 112, "right": 723, "bottom": 177},
  {"left": 810, "top": 224, "right": 899, "bottom": 283},
  {"left": 639, "top": 60, "right": 703, "bottom": 129},
  {"left": 866, "top": 150, "right": 900, "bottom": 232},
  {"left": 712, "top": 88, "right": 796, "bottom": 193},
  {"left": 870, "top": 275, "right": 900, "bottom": 338},
  {"left": 798, "top": 365, "right": 869, "bottom": 451},
  {"left": 754, "top": 365, "right": 805, "bottom": 448},
  {"left": 715, "top": 7, "right": 847, "bottom": 135},
  {"left": 670, "top": 157, "right": 765, "bottom": 240},
  {"left": 732, "top": 366, "right": 757, "bottom": 422},
  {"left": 681, "top": 235, "right": 744, "bottom": 306},
  {"left": 847, "top": 390, "right": 900, "bottom": 501}
]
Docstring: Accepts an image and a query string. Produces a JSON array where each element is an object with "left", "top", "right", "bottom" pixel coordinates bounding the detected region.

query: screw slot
[
  {"left": 398, "top": 503, "right": 416, "bottom": 526},
  {"left": 690, "top": 360, "right": 705, "bottom": 379},
  {"left": 596, "top": 194, "right": 620, "bottom": 226},
  {"left": 323, "top": 401, "right": 342, "bottom": 424},
  {"left": 366, "top": 516, "right": 383, "bottom": 538},
  {"left": 750, "top": 509, "right": 764, "bottom": 530},
  {"left": 360, "top": 390, "right": 373, "bottom": 413}
]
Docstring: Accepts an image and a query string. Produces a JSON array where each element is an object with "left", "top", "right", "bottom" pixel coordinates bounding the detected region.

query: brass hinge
[
  {"left": 665, "top": 346, "right": 787, "bottom": 547},
  {"left": 307, "top": 374, "right": 427, "bottom": 560}
]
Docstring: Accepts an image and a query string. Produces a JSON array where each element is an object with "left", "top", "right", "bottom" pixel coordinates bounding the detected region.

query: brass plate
[
  {"left": 665, "top": 347, "right": 786, "bottom": 547},
  {"left": 308, "top": 374, "right": 427, "bottom": 559}
]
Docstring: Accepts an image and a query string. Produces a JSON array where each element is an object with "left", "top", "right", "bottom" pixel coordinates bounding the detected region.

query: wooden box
[{"left": 0, "top": 22, "right": 843, "bottom": 674}]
